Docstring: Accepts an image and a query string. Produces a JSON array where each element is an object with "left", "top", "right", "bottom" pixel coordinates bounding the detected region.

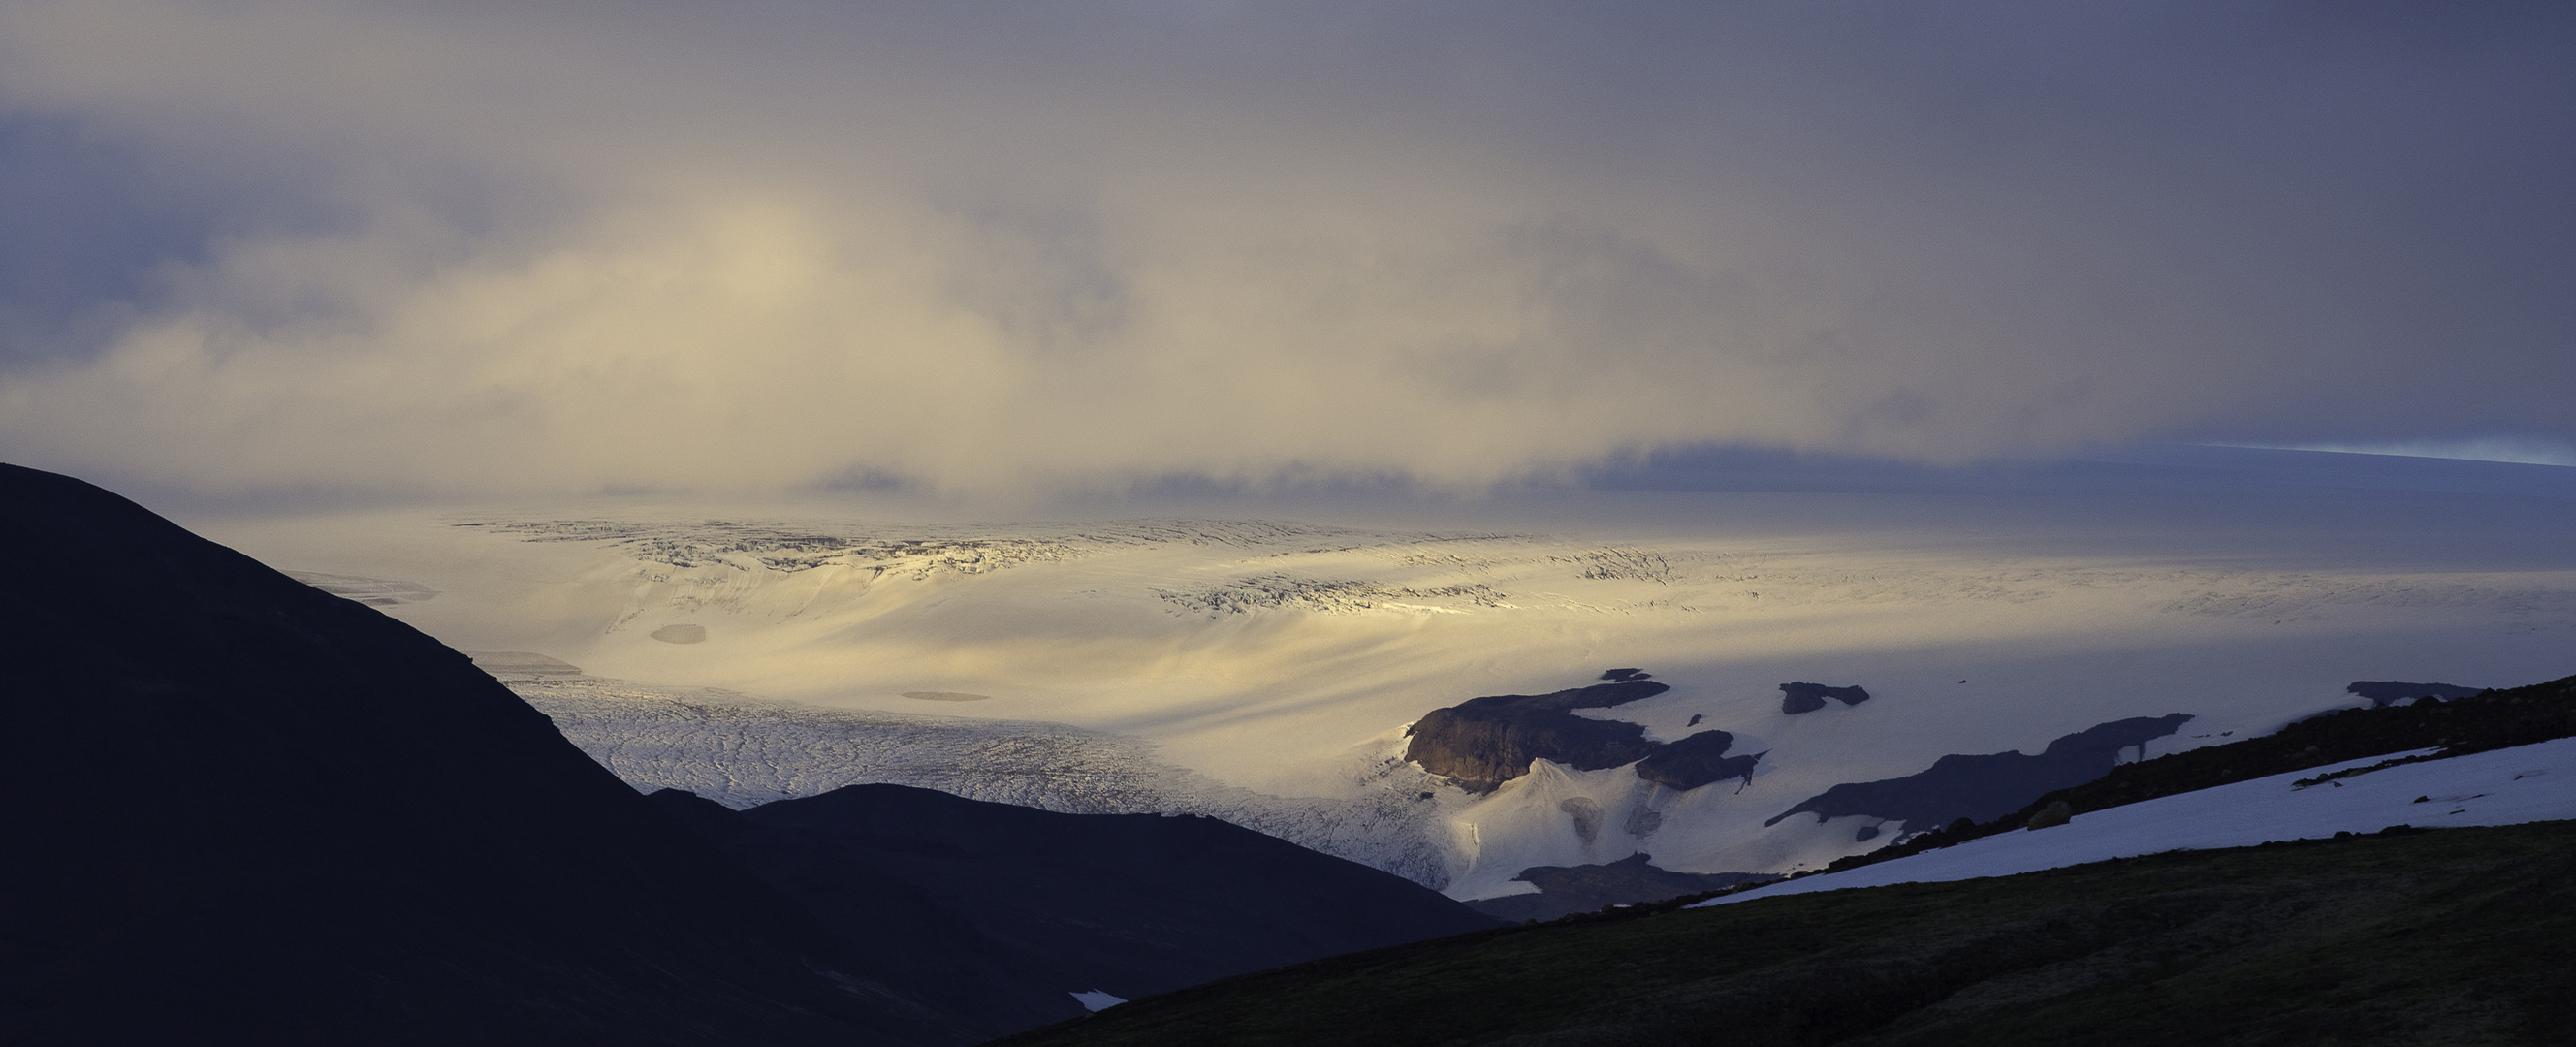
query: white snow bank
[
  {"left": 1069, "top": 990, "right": 1126, "bottom": 1012},
  {"left": 1697, "top": 737, "right": 2576, "bottom": 907}
]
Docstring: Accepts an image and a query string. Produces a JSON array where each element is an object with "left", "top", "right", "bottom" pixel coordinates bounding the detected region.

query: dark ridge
[
  {"left": 1808, "top": 671, "right": 2576, "bottom": 878},
  {"left": 2347, "top": 681, "right": 2485, "bottom": 707},
  {"left": 1763, "top": 714, "right": 2193, "bottom": 831},
  {"left": 0, "top": 463, "right": 953, "bottom": 1046},
  {"left": 1403, "top": 678, "right": 1670, "bottom": 792},
  {"left": 1598, "top": 668, "right": 1652, "bottom": 682},
  {"left": 1633, "top": 729, "right": 1763, "bottom": 790},
  {"left": 991, "top": 822, "right": 2576, "bottom": 1047},
  {"left": 652, "top": 783, "right": 1502, "bottom": 1040},
  {"left": 1779, "top": 681, "right": 1869, "bottom": 714},
  {"left": 1462, "top": 854, "right": 1774, "bottom": 923}
]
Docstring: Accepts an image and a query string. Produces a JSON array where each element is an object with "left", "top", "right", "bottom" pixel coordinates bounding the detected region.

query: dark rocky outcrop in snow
[
  {"left": 1779, "top": 681, "right": 1870, "bottom": 714},
  {"left": 1407, "top": 672, "right": 1810, "bottom": 792},
  {"left": 1633, "top": 729, "right": 1764, "bottom": 790},
  {"left": 1404, "top": 677, "right": 1672, "bottom": 792},
  {"left": 651, "top": 783, "right": 1502, "bottom": 1040},
  {"left": 1559, "top": 796, "right": 1607, "bottom": 843},
  {"left": 1463, "top": 854, "right": 1775, "bottom": 923},
  {"left": 1764, "top": 714, "right": 2194, "bottom": 832},
  {"left": 2346, "top": 681, "right": 2484, "bottom": 707},
  {"left": 0, "top": 464, "right": 954, "bottom": 1046}
]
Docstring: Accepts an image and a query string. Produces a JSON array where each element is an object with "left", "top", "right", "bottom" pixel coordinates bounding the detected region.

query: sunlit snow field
[
  {"left": 182, "top": 446, "right": 2576, "bottom": 896},
  {"left": 1699, "top": 737, "right": 2576, "bottom": 906}
]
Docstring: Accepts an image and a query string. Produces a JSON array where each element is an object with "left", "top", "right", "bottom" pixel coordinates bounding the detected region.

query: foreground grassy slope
[{"left": 996, "top": 820, "right": 2576, "bottom": 1046}]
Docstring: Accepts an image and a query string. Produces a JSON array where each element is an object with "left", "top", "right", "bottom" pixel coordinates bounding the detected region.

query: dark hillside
[
  {"left": 652, "top": 783, "right": 1503, "bottom": 1040},
  {"left": 996, "top": 820, "right": 2576, "bottom": 1046},
  {"left": 0, "top": 464, "right": 953, "bottom": 1045},
  {"left": 1461, "top": 854, "right": 1771, "bottom": 923}
]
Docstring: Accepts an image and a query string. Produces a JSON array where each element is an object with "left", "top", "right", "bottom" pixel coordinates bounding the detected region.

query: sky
[{"left": 0, "top": 1, "right": 2570, "bottom": 503}]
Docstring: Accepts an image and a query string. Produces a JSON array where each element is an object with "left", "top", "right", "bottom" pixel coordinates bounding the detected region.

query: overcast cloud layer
[{"left": 0, "top": 1, "right": 2568, "bottom": 497}]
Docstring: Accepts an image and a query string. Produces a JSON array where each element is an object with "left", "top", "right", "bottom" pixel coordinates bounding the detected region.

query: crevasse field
[{"left": 186, "top": 447, "right": 2576, "bottom": 899}]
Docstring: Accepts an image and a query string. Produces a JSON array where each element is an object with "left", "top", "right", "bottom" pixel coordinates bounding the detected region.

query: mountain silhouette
[{"left": 0, "top": 464, "right": 957, "bottom": 1046}]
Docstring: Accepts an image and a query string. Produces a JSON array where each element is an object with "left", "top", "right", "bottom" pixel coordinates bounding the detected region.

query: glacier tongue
[{"left": 516, "top": 675, "right": 1464, "bottom": 889}]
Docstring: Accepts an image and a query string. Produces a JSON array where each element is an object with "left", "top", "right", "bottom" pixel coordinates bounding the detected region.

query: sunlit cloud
[{"left": 0, "top": 1, "right": 2568, "bottom": 497}]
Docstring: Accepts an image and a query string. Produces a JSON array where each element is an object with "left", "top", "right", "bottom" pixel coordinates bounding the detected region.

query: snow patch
[{"left": 1698, "top": 738, "right": 2576, "bottom": 907}]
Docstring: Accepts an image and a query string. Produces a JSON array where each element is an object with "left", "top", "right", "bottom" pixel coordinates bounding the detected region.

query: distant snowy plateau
[{"left": 213, "top": 450, "right": 2576, "bottom": 898}]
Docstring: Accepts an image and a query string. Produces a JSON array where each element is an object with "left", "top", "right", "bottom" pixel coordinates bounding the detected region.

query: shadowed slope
[
  {"left": 995, "top": 821, "right": 2576, "bottom": 1046},
  {"left": 0, "top": 464, "right": 956, "bottom": 1046},
  {"left": 651, "top": 782, "right": 1504, "bottom": 1039},
  {"left": 1462, "top": 854, "right": 1772, "bottom": 923}
]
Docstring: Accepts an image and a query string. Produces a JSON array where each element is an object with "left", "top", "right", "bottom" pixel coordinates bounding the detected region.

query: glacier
[{"left": 198, "top": 447, "right": 2576, "bottom": 896}]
